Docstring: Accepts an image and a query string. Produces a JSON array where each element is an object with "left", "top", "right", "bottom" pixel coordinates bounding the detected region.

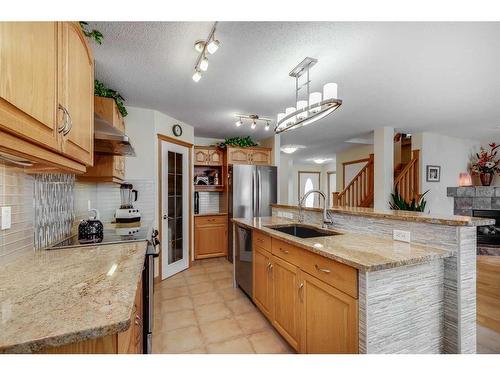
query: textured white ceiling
[{"left": 89, "top": 22, "right": 500, "bottom": 160}]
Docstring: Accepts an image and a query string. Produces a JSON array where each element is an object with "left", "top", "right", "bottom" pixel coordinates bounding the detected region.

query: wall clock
[{"left": 172, "top": 124, "right": 183, "bottom": 137}]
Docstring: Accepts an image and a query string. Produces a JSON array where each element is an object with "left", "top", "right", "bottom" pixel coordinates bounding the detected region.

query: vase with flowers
[{"left": 471, "top": 143, "right": 500, "bottom": 186}]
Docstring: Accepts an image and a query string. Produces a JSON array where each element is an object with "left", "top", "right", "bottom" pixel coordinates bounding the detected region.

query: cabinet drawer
[
  {"left": 195, "top": 215, "right": 227, "bottom": 226},
  {"left": 253, "top": 231, "right": 271, "bottom": 251},
  {"left": 272, "top": 238, "right": 358, "bottom": 299}
]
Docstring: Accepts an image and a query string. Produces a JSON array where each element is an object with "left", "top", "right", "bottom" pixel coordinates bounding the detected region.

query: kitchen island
[
  {"left": 232, "top": 205, "right": 493, "bottom": 354},
  {"left": 0, "top": 241, "right": 147, "bottom": 353}
]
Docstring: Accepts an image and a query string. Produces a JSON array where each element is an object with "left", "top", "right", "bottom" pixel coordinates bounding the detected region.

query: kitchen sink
[{"left": 265, "top": 224, "right": 341, "bottom": 239}]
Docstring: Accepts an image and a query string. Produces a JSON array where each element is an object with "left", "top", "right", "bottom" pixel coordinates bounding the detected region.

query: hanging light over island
[{"left": 275, "top": 57, "right": 342, "bottom": 134}]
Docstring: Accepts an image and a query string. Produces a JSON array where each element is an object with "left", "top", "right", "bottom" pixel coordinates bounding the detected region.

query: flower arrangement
[{"left": 471, "top": 143, "right": 500, "bottom": 175}]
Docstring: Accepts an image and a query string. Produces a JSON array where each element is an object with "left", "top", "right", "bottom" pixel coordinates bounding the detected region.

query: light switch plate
[
  {"left": 1, "top": 206, "right": 12, "bottom": 230},
  {"left": 393, "top": 229, "right": 411, "bottom": 243}
]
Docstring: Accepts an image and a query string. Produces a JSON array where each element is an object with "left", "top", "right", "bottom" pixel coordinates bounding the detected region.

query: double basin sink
[{"left": 264, "top": 224, "right": 341, "bottom": 239}]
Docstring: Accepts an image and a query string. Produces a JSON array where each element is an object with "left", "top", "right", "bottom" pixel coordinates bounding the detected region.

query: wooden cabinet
[
  {"left": 299, "top": 270, "right": 358, "bottom": 354},
  {"left": 226, "top": 146, "right": 272, "bottom": 165},
  {"left": 58, "top": 22, "right": 94, "bottom": 166},
  {"left": 79, "top": 97, "right": 126, "bottom": 183},
  {"left": 253, "top": 245, "right": 273, "bottom": 319},
  {"left": 194, "top": 146, "right": 223, "bottom": 166},
  {"left": 271, "top": 256, "right": 301, "bottom": 351},
  {"left": 0, "top": 21, "right": 93, "bottom": 173},
  {"left": 194, "top": 215, "right": 228, "bottom": 259},
  {"left": 251, "top": 233, "right": 359, "bottom": 354}
]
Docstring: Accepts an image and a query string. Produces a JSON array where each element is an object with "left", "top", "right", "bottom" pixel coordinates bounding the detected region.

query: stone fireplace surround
[{"left": 447, "top": 186, "right": 500, "bottom": 216}]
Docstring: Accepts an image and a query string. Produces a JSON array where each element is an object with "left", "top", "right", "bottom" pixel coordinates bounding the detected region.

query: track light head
[
  {"left": 192, "top": 70, "right": 202, "bottom": 82},
  {"left": 207, "top": 39, "right": 220, "bottom": 54},
  {"left": 199, "top": 56, "right": 209, "bottom": 72}
]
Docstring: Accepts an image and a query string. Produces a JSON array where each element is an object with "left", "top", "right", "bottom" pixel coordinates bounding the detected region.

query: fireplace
[{"left": 473, "top": 210, "right": 500, "bottom": 256}]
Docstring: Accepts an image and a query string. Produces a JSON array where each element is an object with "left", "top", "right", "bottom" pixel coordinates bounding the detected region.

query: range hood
[{"left": 94, "top": 113, "right": 136, "bottom": 156}]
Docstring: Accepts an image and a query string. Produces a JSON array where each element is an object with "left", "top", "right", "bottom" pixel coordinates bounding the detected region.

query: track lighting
[
  {"left": 199, "top": 56, "right": 209, "bottom": 71},
  {"left": 234, "top": 114, "right": 273, "bottom": 130},
  {"left": 192, "top": 22, "right": 220, "bottom": 81},
  {"left": 265, "top": 121, "right": 270, "bottom": 131},
  {"left": 192, "top": 70, "right": 202, "bottom": 82},
  {"left": 235, "top": 118, "right": 242, "bottom": 127},
  {"left": 251, "top": 120, "right": 257, "bottom": 130}
]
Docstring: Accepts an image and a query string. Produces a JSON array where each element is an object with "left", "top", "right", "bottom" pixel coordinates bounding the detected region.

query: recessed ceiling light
[
  {"left": 345, "top": 137, "right": 374, "bottom": 145},
  {"left": 280, "top": 145, "right": 305, "bottom": 154},
  {"left": 313, "top": 158, "right": 333, "bottom": 164}
]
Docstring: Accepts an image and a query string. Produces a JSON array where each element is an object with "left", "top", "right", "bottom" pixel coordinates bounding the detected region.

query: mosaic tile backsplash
[
  {"left": 0, "top": 162, "right": 34, "bottom": 257},
  {"left": 34, "top": 174, "right": 75, "bottom": 249}
]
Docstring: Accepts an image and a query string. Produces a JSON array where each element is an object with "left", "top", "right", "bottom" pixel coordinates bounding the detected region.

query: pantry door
[{"left": 160, "top": 138, "right": 191, "bottom": 279}]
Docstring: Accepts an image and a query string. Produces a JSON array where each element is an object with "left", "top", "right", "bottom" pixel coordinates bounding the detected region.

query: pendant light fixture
[
  {"left": 192, "top": 22, "right": 220, "bottom": 82},
  {"left": 275, "top": 57, "right": 342, "bottom": 134}
]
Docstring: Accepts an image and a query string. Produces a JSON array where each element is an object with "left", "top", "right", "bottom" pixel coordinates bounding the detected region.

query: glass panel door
[
  {"left": 162, "top": 140, "right": 189, "bottom": 279},
  {"left": 298, "top": 171, "right": 321, "bottom": 208}
]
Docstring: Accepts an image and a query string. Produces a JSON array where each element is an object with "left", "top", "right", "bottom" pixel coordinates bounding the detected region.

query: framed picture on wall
[{"left": 426, "top": 165, "right": 441, "bottom": 182}]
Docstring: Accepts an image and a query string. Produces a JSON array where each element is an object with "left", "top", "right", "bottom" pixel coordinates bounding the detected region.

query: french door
[{"left": 161, "top": 140, "right": 190, "bottom": 279}]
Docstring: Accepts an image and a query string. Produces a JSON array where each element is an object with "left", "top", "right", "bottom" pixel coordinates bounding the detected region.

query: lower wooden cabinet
[
  {"left": 251, "top": 233, "right": 359, "bottom": 354},
  {"left": 253, "top": 245, "right": 273, "bottom": 319},
  {"left": 299, "top": 270, "right": 358, "bottom": 354},
  {"left": 194, "top": 215, "right": 227, "bottom": 259}
]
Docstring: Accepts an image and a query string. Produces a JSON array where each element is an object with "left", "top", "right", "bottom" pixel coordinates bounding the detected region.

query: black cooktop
[{"left": 46, "top": 226, "right": 150, "bottom": 250}]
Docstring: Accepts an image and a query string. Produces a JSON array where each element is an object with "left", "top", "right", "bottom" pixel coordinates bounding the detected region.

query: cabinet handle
[
  {"left": 257, "top": 238, "right": 264, "bottom": 243},
  {"left": 267, "top": 262, "right": 273, "bottom": 271},
  {"left": 279, "top": 247, "right": 289, "bottom": 254},
  {"left": 58, "top": 104, "right": 70, "bottom": 133},
  {"left": 135, "top": 314, "right": 141, "bottom": 326},
  {"left": 298, "top": 282, "right": 304, "bottom": 302},
  {"left": 315, "top": 264, "right": 331, "bottom": 274}
]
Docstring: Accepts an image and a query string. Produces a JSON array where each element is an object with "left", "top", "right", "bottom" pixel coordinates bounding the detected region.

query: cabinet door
[
  {"left": 195, "top": 149, "right": 209, "bottom": 164},
  {"left": 59, "top": 22, "right": 94, "bottom": 166},
  {"left": 194, "top": 223, "right": 227, "bottom": 259},
  {"left": 272, "top": 256, "right": 300, "bottom": 350},
  {"left": 0, "top": 22, "right": 60, "bottom": 151},
  {"left": 253, "top": 246, "right": 273, "bottom": 319},
  {"left": 208, "top": 149, "right": 223, "bottom": 165},
  {"left": 251, "top": 149, "right": 271, "bottom": 165},
  {"left": 227, "top": 148, "right": 250, "bottom": 164},
  {"left": 299, "top": 271, "right": 358, "bottom": 354}
]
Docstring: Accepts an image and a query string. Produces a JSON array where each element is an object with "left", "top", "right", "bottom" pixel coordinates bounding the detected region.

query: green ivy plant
[
  {"left": 218, "top": 136, "right": 258, "bottom": 148},
  {"left": 94, "top": 80, "right": 128, "bottom": 117},
  {"left": 79, "top": 22, "right": 103, "bottom": 45},
  {"left": 389, "top": 189, "right": 429, "bottom": 212}
]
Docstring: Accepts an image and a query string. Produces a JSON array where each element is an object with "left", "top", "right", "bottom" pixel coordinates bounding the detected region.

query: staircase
[{"left": 332, "top": 150, "right": 420, "bottom": 208}]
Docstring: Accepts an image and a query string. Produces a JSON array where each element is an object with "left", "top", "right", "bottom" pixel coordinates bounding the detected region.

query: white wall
[
  {"left": 412, "top": 132, "right": 480, "bottom": 215},
  {"left": 336, "top": 144, "right": 373, "bottom": 189},
  {"left": 193, "top": 136, "right": 223, "bottom": 146}
]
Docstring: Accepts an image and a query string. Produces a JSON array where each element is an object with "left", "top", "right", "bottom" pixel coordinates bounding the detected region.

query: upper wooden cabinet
[
  {"left": 79, "top": 97, "right": 125, "bottom": 183},
  {"left": 194, "top": 146, "right": 223, "bottom": 166},
  {"left": 226, "top": 146, "right": 271, "bottom": 165},
  {"left": 58, "top": 22, "right": 94, "bottom": 166},
  {"left": 0, "top": 22, "right": 94, "bottom": 172},
  {"left": 0, "top": 22, "right": 60, "bottom": 151}
]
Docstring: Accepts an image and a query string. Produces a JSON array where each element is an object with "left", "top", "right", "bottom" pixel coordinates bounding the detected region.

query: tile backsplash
[{"left": 0, "top": 162, "right": 34, "bottom": 257}]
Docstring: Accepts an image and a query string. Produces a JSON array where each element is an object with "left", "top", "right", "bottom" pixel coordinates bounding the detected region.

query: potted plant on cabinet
[{"left": 471, "top": 143, "right": 500, "bottom": 186}]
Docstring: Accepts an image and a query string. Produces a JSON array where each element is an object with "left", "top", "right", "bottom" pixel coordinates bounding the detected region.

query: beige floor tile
[
  {"left": 207, "top": 337, "right": 255, "bottom": 354},
  {"left": 191, "top": 291, "right": 224, "bottom": 306},
  {"left": 226, "top": 297, "right": 256, "bottom": 315},
  {"left": 183, "top": 267, "right": 206, "bottom": 276},
  {"left": 248, "top": 329, "right": 293, "bottom": 354},
  {"left": 213, "top": 277, "right": 234, "bottom": 290},
  {"left": 159, "top": 285, "right": 190, "bottom": 300},
  {"left": 199, "top": 317, "right": 244, "bottom": 344},
  {"left": 186, "top": 346, "right": 208, "bottom": 354},
  {"left": 160, "top": 309, "right": 198, "bottom": 332},
  {"left": 159, "top": 326, "right": 204, "bottom": 354},
  {"left": 219, "top": 287, "right": 246, "bottom": 301},
  {"left": 189, "top": 281, "right": 215, "bottom": 295},
  {"left": 159, "top": 276, "right": 187, "bottom": 288},
  {"left": 235, "top": 311, "right": 271, "bottom": 335},
  {"left": 208, "top": 271, "right": 233, "bottom": 280},
  {"left": 161, "top": 296, "right": 193, "bottom": 313},
  {"left": 195, "top": 302, "right": 233, "bottom": 323},
  {"left": 185, "top": 273, "right": 212, "bottom": 285}
]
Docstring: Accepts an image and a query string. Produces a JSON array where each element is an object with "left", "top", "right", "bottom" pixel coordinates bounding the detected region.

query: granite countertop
[
  {"left": 0, "top": 241, "right": 148, "bottom": 353},
  {"left": 232, "top": 216, "right": 453, "bottom": 272},
  {"left": 270, "top": 204, "right": 495, "bottom": 227}
]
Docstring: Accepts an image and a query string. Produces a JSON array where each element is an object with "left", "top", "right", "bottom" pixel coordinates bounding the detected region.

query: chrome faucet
[{"left": 298, "top": 189, "right": 333, "bottom": 228}]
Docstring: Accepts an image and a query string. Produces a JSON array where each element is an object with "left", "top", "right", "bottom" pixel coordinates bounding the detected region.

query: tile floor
[{"left": 152, "top": 257, "right": 294, "bottom": 354}]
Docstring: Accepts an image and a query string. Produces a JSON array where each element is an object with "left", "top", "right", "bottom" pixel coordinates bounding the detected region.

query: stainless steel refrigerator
[{"left": 229, "top": 165, "right": 277, "bottom": 296}]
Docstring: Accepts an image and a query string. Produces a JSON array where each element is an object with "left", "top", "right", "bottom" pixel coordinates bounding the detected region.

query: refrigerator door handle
[
  {"left": 252, "top": 168, "right": 257, "bottom": 216},
  {"left": 257, "top": 168, "right": 262, "bottom": 218}
]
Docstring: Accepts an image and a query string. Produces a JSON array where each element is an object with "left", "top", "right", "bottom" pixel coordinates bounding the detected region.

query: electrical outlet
[
  {"left": 1, "top": 206, "right": 12, "bottom": 230},
  {"left": 393, "top": 229, "right": 411, "bottom": 243}
]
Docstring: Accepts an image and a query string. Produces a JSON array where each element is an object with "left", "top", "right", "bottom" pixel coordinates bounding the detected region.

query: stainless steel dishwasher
[{"left": 234, "top": 224, "right": 253, "bottom": 297}]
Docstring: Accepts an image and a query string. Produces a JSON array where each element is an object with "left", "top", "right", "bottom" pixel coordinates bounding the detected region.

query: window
[{"left": 298, "top": 171, "right": 321, "bottom": 208}]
